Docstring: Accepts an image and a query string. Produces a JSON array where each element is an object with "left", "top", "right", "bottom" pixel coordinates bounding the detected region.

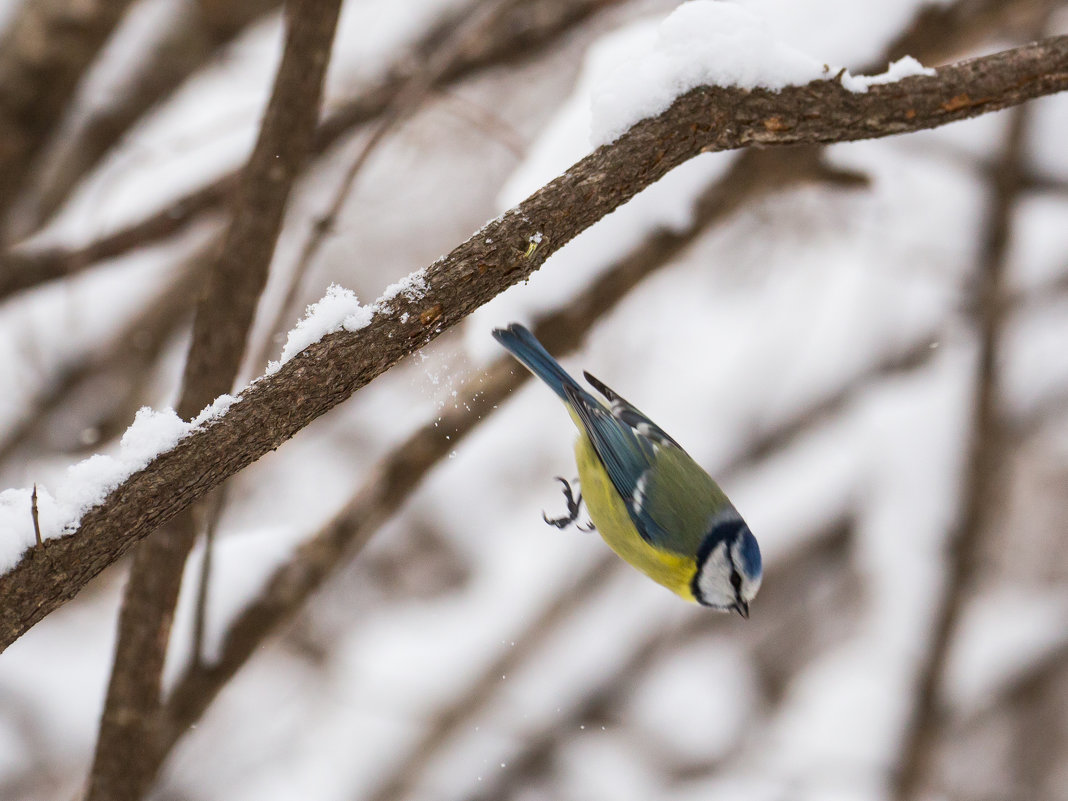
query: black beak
[{"left": 733, "top": 601, "right": 749, "bottom": 619}]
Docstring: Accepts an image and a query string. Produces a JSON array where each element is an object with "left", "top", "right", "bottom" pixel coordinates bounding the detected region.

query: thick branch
[{"left": 1, "top": 37, "right": 1066, "bottom": 652}]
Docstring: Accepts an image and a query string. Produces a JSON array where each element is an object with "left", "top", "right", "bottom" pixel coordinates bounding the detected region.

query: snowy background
[{"left": 1, "top": 1, "right": 1067, "bottom": 800}]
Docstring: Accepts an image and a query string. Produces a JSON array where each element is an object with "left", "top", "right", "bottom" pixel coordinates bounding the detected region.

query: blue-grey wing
[
  {"left": 564, "top": 381, "right": 720, "bottom": 554},
  {"left": 583, "top": 371, "right": 682, "bottom": 449}
]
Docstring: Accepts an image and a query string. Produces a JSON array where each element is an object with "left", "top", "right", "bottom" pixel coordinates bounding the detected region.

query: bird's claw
[{"left": 542, "top": 477, "right": 592, "bottom": 531}]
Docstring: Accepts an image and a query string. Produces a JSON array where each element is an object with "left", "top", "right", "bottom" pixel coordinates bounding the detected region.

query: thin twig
[
  {"left": 30, "top": 485, "right": 41, "bottom": 548},
  {"left": 435, "top": 88, "right": 528, "bottom": 158}
]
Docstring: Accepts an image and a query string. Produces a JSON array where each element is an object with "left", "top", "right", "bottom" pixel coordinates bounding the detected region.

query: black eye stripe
[{"left": 730, "top": 569, "right": 742, "bottom": 593}]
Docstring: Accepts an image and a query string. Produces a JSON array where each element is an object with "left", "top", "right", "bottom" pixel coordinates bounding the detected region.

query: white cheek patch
[{"left": 695, "top": 542, "right": 732, "bottom": 607}]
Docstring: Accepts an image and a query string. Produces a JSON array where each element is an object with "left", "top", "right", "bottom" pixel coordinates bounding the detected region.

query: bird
[{"left": 492, "top": 323, "right": 762, "bottom": 617}]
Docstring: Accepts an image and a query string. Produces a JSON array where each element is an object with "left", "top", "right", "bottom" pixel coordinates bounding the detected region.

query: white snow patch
[
  {"left": 590, "top": 1, "right": 933, "bottom": 145},
  {"left": 839, "top": 55, "right": 934, "bottom": 93},
  {"left": 266, "top": 283, "right": 374, "bottom": 374},
  {"left": 266, "top": 273, "right": 430, "bottom": 374},
  {"left": 0, "top": 395, "right": 236, "bottom": 572},
  {"left": 591, "top": 1, "right": 828, "bottom": 145},
  {"left": 380, "top": 269, "right": 428, "bottom": 303}
]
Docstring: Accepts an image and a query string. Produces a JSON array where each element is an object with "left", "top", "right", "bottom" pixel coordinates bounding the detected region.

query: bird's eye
[{"left": 730, "top": 570, "right": 742, "bottom": 593}]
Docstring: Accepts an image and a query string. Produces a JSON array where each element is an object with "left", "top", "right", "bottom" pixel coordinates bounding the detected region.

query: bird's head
[{"left": 691, "top": 515, "right": 762, "bottom": 618}]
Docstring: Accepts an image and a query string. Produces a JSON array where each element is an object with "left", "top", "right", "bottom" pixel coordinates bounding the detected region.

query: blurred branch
[
  {"left": 1006, "top": 389, "right": 1068, "bottom": 441},
  {"left": 891, "top": 82, "right": 1036, "bottom": 801},
  {"left": 435, "top": 88, "right": 528, "bottom": 158},
  {"left": 1, "top": 35, "right": 1066, "bottom": 653},
  {"left": 1018, "top": 169, "right": 1068, "bottom": 195},
  {"left": 0, "top": 204, "right": 233, "bottom": 303},
  {"left": 0, "top": 0, "right": 625, "bottom": 302},
  {"left": 86, "top": 2, "right": 343, "bottom": 799},
  {"left": 26, "top": 0, "right": 282, "bottom": 230},
  {"left": 950, "top": 639, "right": 1068, "bottom": 799},
  {"left": 957, "top": 641, "right": 1068, "bottom": 730},
  {"left": 191, "top": 488, "right": 227, "bottom": 668},
  {"left": 0, "top": 0, "right": 137, "bottom": 229}
]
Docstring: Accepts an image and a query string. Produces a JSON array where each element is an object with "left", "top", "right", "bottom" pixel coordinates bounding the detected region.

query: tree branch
[
  {"left": 1, "top": 36, "right": 1066, "bottom": 653},
  {"left": 884, "top": 0, "right": 1057, "bottom": 64},
  {"left": 0, "top": 247, "right": 209, "bottom": 466}
]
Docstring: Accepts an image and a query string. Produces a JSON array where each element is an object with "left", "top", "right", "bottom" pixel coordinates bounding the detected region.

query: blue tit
[{"left": 493, "top": 323, "right": 762, "bottom": 617}]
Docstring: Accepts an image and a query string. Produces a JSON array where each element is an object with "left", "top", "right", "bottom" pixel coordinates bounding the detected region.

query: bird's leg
[{"left": 543, "top": 477, "right": 592, "bottom": 531}]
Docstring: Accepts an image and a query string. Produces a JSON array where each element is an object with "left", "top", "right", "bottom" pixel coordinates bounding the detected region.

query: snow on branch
[{"left": 0, "top": 35, "right": 1066, "bottom": 651}]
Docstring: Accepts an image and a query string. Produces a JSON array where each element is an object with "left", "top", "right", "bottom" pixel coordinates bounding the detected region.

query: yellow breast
[{"left": 574, "top": 432, "right": 698, "bottom": 601}]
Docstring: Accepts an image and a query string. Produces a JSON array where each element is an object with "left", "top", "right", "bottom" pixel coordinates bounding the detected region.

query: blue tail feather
[{"left": 492, "top": 324, "right": 581, "bottom": 401}]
